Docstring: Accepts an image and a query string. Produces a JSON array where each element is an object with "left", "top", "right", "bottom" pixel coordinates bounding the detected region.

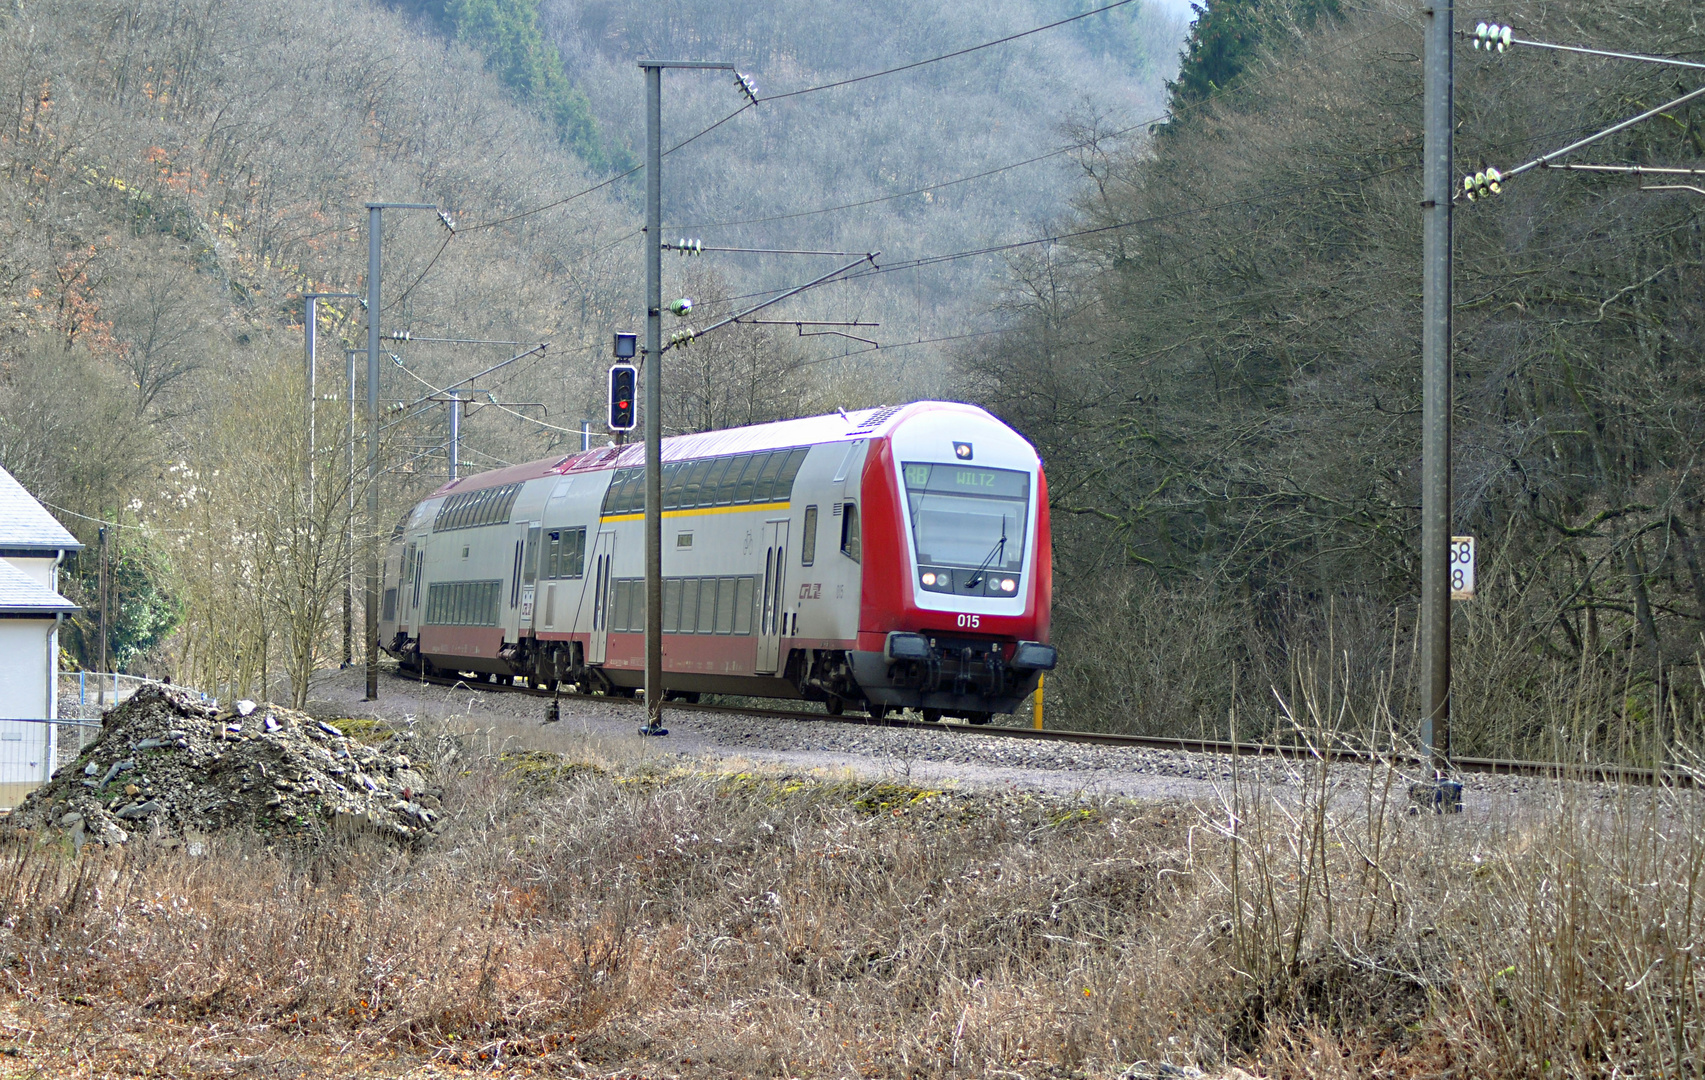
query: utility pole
[
  {"left": 447, "top": 388, "right": 461, "bottom": 481},
  {"left": 363, "top": 202, "right": 437, "bottom": 701},
  {"left": 97, "top": 525, "right": 108, "bottom": 705},
  {"left": 638, "top": 60, "right": 738, "bottom": 735},
  {"left": 345, "top": 347, "right": 361, "bottom": 668},
  {"left": 1420, "top": 0, "right": 1454, "bottom": 779}
]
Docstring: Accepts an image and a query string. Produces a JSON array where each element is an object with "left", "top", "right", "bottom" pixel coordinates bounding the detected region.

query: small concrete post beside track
[{"left": 1033, "top": 672, "right": 1044, "bottom": 730}]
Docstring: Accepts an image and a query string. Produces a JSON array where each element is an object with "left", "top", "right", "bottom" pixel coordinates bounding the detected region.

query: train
[{"left": 379, "top": 400, "right": 1055, "bottom": 721}]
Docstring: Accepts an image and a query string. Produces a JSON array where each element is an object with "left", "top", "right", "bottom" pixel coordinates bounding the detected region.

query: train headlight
[
  {"left": 1000, "top": 578, "right": 1016, "bottom": 592},
  {"left": 921, "top": 572, "right": 937, "bottom": 586}
]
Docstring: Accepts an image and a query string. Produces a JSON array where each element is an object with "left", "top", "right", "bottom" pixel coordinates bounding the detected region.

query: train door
[
  {"left": 588, "top": 529, "right": 616, "bottom": 664},
  {"left": 517, "top": 522, "right": 541, "bottom": 631},
  {"left": 403, "top": 534, "right": 428, "bottom": 637},
  {"left": 757, "top": 519, "right": 790, "bottom": 674}
]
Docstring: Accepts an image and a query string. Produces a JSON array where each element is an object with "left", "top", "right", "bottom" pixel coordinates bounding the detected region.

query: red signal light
[{"left": 608, "top": 365, "right": 637, "bottom": 431}]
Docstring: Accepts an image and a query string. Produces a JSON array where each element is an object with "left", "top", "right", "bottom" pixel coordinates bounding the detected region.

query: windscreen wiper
[{"left": 963, "top": 519, "right": 1007, "bottom": 589}]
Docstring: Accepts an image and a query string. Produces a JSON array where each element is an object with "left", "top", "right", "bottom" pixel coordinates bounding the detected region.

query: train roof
[{"left": 428, "top": 400, "right": 998, "bottom": 498}]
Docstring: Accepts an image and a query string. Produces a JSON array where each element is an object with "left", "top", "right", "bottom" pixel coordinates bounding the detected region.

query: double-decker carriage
[{"left": 380, "top": 401, "right": 1054, "bottom": 721}]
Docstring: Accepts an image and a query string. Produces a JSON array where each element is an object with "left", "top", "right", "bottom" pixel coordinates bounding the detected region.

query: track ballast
[{"left": 394, "top": 669, "right": 1688, "bottom": 787}]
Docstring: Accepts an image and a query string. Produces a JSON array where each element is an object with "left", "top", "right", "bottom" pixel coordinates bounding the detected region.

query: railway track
[{"left": 397, "top": 668, "right": 1691, "bottom": 788}]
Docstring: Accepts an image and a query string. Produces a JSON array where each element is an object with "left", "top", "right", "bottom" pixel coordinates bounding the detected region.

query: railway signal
[
  {"left": 608, "top": 364, "right": 637, "bottom": 431},
  {"left": 613, "top": 331, "right": 637, "bottom": 359}
]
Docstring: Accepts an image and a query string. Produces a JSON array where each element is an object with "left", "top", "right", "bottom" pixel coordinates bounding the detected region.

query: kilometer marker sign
[{"left": 1450, "top": 536, "right": 1475, "bottom": 600}]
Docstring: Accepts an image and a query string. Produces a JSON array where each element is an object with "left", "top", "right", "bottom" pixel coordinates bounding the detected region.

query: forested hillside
[
  {"left": 542, "top": 0, "right": 1184, "bottom": 400},
  {"left": 0, "top": 0, "right": 635, "bottom": 691},
  {"left": 973, "top": 0, "right": 1705, "bottom": 755},
  {"left": 12, "top": 0, "right": 1695, "bottom": 759},
  {"left": 0, "top": 0, "right": 1187, "bottom": 698}
]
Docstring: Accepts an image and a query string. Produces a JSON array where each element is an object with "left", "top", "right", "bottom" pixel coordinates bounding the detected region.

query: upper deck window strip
[
  {"left": 599, "top": 448, "right": 811, "bottom": 517},
  {"left": 432, "top": 482, "right": 523, "bottom": 533}
]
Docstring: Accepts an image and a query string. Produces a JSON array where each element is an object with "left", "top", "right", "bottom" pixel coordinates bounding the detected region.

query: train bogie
[{"left": 379, "top": 401, "right": 1055, "bottom": 719}]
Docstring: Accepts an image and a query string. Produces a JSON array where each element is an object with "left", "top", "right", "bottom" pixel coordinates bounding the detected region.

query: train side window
[
  {"left": 603, "top": 469, "right": 632, "bottom": 516},
  {"left": 661, "top": 461, "right": 685, "bottom": 511},
  {"left": 565, "top": 527, "right": 585, "bottom": 578},
  {"left": 775, "top": 448, "right": 809, "bottom": 502},
  {"left": 801, "top": 506, "right": 818, "bottom": 566},
  {"left": 735, "top": 452, "right": 769, "bottom": 504},
  {"left": 733, "top": 577, "right": 756, "bottom": 635},
  {"left": 680, "top": 578, "right": 701, "bottom": 633},
  {"left": 679, "top": 458, "right": 712, "bottom": 507},
  {"left": 714, "top": 455, "right": 747, "bottom": 505},
  {"left": 750, "top": 452, "right": 787, "bottom": 503},
  {"left": 523, "top": 526, "right": 540, "bottom": 586},
  {"left": 697, "top": 457, "right": 731, "bottom": 506},
  {"left": 663, "top": 578, "right": 682, "bottom": 632},
  {"left": 713, "top": 577, "right": 736, "bottom": 633},
  {"left": 612, "top": 580, "right": 632, "bottom": 632},
  {"left": 840, "top": 503, "right": 861, "bottom": 562}
]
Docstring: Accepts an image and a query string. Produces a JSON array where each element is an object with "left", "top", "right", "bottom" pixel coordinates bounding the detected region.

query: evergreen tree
[
  {"left": 392, "top": 0, "right": 613, "bottom": 168},
  {"left": 1165, "top": 0, "right": 1339, "bottom": 117}
]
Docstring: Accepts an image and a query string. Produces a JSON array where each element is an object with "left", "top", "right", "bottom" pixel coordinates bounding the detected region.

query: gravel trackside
[{"left": 304, "top": 663, "right": 1534, "bottom": 813}]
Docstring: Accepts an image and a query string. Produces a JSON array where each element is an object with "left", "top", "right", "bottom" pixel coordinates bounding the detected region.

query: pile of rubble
[{"left": 12, "top": 684, "right": 446, "bottom": 847}]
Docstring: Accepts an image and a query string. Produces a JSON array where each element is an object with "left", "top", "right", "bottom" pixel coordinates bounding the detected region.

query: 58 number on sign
[{"left": 1450, "top": 536, "right": 1475, "bottom": 600}]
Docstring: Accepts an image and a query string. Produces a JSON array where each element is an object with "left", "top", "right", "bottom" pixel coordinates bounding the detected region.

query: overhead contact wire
[{"left": 759, "top": 0, "right": 1139, "bottom": 102}]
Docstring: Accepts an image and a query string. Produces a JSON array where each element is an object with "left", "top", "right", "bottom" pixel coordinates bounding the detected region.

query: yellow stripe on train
[{"left": 600, "top": 500, "right": 792, "bottom": 523}]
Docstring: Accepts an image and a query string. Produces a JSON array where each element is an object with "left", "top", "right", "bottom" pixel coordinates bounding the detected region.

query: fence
[
  {"left": 0, "top": 715, "right": 99, "bottom": 811},
  {"left": 58, "top": 670, "right": 160, "bottom": 720},
  {"left": 0, "top": 673, "right": 214, "bottom": 812}
]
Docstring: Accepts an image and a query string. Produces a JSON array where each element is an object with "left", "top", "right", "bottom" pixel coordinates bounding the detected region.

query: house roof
[
  {"left": 0, "top": 467, "right": 82, "bottom": 553},
  {"left": 0, "top": 558, "right": 77, "bottom": 615}
]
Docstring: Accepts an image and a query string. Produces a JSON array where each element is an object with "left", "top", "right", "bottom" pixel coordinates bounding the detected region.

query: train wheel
[
  {"left": 966, "top": 711, "right": 993, "bottom": 725},
  {"left": 867, "top": 703, "right": 889, "bottom": 721},
  {"left": 825, "top": 696, "right": 844, "bottom": 716},
  {"left": 921, "top": 708, "right": 943, "bottom": 723}
]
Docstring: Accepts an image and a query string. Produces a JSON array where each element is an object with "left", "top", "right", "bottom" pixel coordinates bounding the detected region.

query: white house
[{"left": 0, "top": 466, "right": 81, "bottom": 807}]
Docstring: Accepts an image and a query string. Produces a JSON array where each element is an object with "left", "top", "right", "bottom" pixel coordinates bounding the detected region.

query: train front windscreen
[{"left": 902, "top": 462, "right": 1029, "bottom": 597}]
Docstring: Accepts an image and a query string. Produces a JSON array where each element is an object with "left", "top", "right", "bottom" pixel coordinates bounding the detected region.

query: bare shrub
[{"left": 5, "top": 688, "right": 1704, "bottom": 1076}]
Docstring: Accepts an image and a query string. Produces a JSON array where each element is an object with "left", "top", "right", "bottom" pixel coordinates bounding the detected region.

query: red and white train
[{"left": 379, "top": 400, "right": 1055, "bottom": 721}]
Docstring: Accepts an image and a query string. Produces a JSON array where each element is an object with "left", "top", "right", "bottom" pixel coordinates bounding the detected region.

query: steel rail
[{"left": 391, "top": 669, "right": 1693, "bottom": 787}]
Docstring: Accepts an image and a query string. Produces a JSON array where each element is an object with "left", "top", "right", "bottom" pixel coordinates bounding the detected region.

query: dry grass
[{"left": 0, "top": 710, "right": 1701, "bottom": 1078}]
